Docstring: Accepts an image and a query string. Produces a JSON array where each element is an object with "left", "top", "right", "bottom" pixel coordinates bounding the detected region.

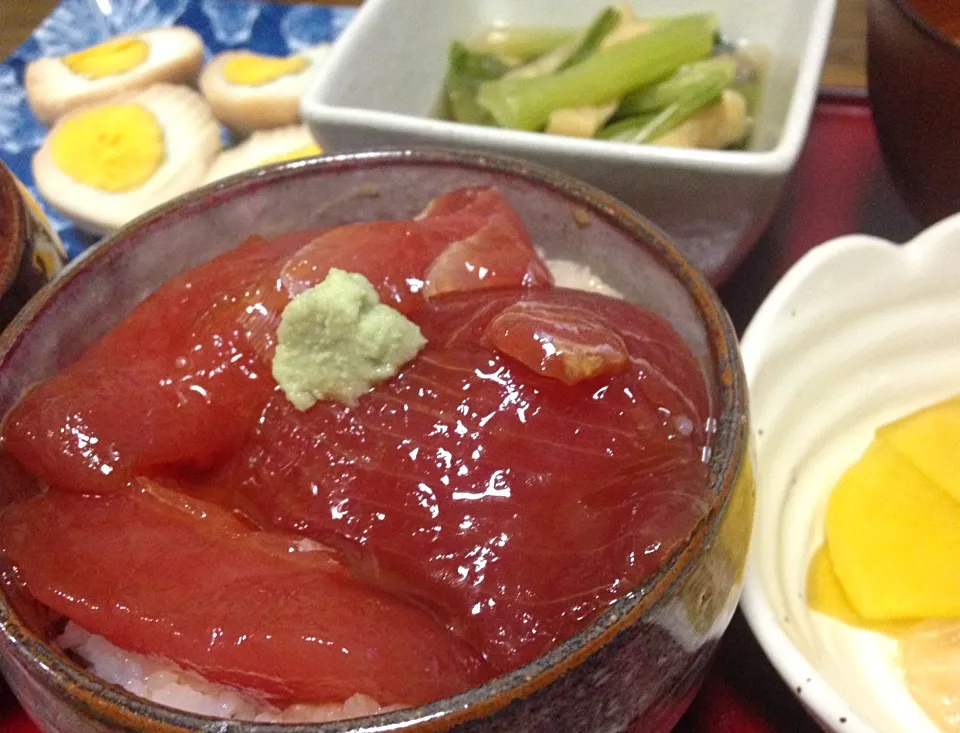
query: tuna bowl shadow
[{"left": 0, "top": 149, "right": 752, "bottom": 733}]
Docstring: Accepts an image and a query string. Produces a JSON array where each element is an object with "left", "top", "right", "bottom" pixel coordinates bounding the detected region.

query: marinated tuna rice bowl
[{"left": 0, "top": 184, "right": 718, "bottom": 724}]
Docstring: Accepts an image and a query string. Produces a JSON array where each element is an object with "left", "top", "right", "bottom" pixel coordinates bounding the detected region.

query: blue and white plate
[{"left": 0, "top": 0, "right": 356, "bottom": 259}]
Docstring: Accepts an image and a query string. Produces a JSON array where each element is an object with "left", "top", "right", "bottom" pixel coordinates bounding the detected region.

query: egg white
[
  {"left": 25, "top": 26, "right": 204, "bottom": 126},
  {"left": 33, "top": 84, "right": 221, "bottom": 235},
  {"left": 204, "top": 125, "right": 320, "bottom": 184},
  {"left": 199, "top": 45, "right": 331, "bottom": 134}
]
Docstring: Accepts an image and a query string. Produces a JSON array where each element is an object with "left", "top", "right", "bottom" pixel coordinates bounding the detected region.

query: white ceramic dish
[
  {"left": 739, "top": 212, "right": 960, "bottom": 733},
  {"left": 300, "top": 0, "right": 836, "bottom": 285}
]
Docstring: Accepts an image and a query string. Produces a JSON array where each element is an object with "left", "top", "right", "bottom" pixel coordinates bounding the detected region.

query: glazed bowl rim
[{"left": 0, "top": 148, "right": 749, "bottom": 732}]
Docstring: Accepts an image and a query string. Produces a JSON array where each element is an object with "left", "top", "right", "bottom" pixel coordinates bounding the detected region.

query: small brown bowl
[
  {"left": 0, "top": 149, "right": 753, "bottom": 733},
  {"left": 0, "top": 163, "right": 66, "bottom": 328},
  {"left": 868, "top": 0, "right": 960, "bottom": 225}
]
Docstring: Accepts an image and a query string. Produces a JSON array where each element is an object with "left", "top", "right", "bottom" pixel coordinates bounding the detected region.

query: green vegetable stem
[
  {"left": 476, "top": 13, "right": 718, "bottom": 132},
  {"left": 615, "top": 56, "right": 737, "bottom": 118},
  {"left": 444, "top": 42, "right": 512, "bottom": 125},
  {"left": 467, "top": 27, "right": 577, "bottom": 62},
  {"left": 600, "top": 96, "right": 710, "bottom": 144},
  {"left": 557, "top": 7, "right": 620, "bottom": 71},
  {"left": 599, "top": 83, "right": 726, "bottom": 145}
]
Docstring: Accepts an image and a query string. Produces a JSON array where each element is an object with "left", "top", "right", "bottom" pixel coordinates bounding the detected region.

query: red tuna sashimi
[
  {"left": 415, "top": 186, "right": 526, "bottom": 229},
  {"left": 418, "top": 187, "right": 552, "bottom": 298},
  {"left": 423, "top": 215, "right": 553, "bottom": 298},
  {"left": 218, "top": 289, "right": 710, "bottom": 671},
  {"left": 159, "top": 188, "right": 549, "bottom": 364},
  {"left": 1, "top": 188, "right": 552, "bottom": 496},
  {"left": 0, "top": 480, "right": 489, "bottom": 705},
  {"left": 484, "top": 299, "right": 631, "bottom": 384},
  {"left": 279, "top": 187, "right": 551, "bottom": 314},
  {"left": 277, "top": 221, "right": 451, "bottom": 315},
  {"left": 1, "top": 231, "right": 313, "bottom": 495}
]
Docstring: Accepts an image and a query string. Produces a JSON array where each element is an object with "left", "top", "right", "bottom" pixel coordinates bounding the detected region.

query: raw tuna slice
[
  {"left": 484, "top": 299, "right": 631, "bottom": 384},
  {"left": 0, "top": 188, "right": 713, "bottom": 711},
  {"left": 0, "top": 480, "right": 489, "bottom": 705},
  {"left": 279, "top": 187, "right": 551, "bottom": 315},
  {"left": 1, "top": 232, "right": 309, "bottom": 495},
  {"left": 232, "top": 192, "right": 550, "bottom": 361},
  {"left": 278, "top": 221, "right": 452, "bottom": 315},
  {"left": 418, "top": 187, "right": 552, "bottom": 298},
  {"left": 423, "top": 215, "right": 553, "bottom": 298},
  {"left": 1, "top": 188, "right": 550, "bottom": 496},
  {"left": 219, "top": 288, "right": 711, "bottom": 672}
]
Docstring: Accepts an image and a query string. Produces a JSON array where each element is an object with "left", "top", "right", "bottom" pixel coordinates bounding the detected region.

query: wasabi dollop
[{"left": 272, "top": 268, "right": 426, "bottom": 410}]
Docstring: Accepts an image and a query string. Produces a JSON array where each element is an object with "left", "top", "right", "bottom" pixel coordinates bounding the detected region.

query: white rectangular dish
[{"left": 301, "top": 0, "right": 837, "bottom": 283}]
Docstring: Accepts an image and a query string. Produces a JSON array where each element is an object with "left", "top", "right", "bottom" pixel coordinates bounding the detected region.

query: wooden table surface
[{"left": 0, "top": 0, "right": 867, "bottom": 90}]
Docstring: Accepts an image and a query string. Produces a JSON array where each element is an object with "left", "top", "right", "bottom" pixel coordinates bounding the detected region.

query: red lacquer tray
[{"left": 0, "top": 98, "right": 921, "bottom": 733}]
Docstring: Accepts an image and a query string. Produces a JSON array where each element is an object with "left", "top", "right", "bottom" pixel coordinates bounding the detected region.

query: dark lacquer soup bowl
[
  {"left": 868, "top": 0, "right": 960, "bottom": 224},
  {"left": 0, "top": 150, "right": 752, "bottom": 733},
  {"left": 0, "top": 163, "right": 66, "bottom": 329}
]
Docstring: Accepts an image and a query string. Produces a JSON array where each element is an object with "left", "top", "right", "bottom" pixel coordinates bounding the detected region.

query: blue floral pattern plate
[{"left": 0, "top": 0, "right": 356, "bottom": 259}]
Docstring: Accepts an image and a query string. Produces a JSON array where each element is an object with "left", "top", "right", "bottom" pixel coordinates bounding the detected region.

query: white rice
[
  {"left": 544, "top": 257, "right": 623, "bottom": 298},
  {"left": 55, "top": 260, "right": 616, "bottom": 722},
  {"left": 59, "top": 622, "right": 399, "bottom": 723}
]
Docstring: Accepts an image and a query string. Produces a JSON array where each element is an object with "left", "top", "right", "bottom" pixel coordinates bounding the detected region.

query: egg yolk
[
  {"left": 222, "top": 53, "right": 309, "bottom": 86},
  {"left": 51, "top": 104, "right": 165, "bottom": 192},
  {"left": 62, "top": 37, "right": 150, "bottom": 80},
  {"left": 260, "top": 143, "right": 323, "bottom": 165}
]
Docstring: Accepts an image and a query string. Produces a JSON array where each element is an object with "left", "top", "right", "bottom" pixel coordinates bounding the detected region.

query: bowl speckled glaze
[{"left": 0, "top": 150, "right": 753, "bottom": 733}]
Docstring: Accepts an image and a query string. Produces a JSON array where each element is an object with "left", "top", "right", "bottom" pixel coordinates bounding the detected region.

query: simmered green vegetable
[
  {"left": 444, "top": 42, "right": 511, "bottom": 125},
  {"left": 501, "top": 7, "right": 618, "bottom": 82},
  {"left": 615, "top": 57, "right": 737, "bottom": 118},
  {"left": 440, "top": 5, "right": 759, "bottom": 149},
  {"left": 556, "top": 7, "right": 620, "bottom": 72},
  {"left": 467, "top": 27, "right": 577, "bottom": 62},
  {"left": 602, "top": 97, "right": 713, "bottom": 145},
  {"left": 602, "top": 57, "right": 738, "bottom": 143},
  {"left": 476, "top": 14, "right": 717, "bottom": 131}
]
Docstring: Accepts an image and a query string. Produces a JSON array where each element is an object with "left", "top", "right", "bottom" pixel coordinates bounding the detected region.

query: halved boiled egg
[
  {"left": 33, "top": 84, "right": 220, "bottom": 234},
  {"left": 204, "top": 125, "right": 322, "bottom": 184},
  {"left": 199, "top": 45, "right": 331, "bottom": 134},
  {"left": 25, "top": 27, "right": 204, "bottom": 126}
]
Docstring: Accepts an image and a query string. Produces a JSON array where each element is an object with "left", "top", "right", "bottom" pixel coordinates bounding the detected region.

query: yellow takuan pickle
[
  {"left": 878, "top": 395, "right": 960, "bottom": 503},
  {"left": 807, "top": 544, "right": 870, "bottom": 627},
  {"left": 822, "top": 438, "right": 960, "bottom": 622},
  {"left": 221, "top": 53, "right": 309, "bottom": 86},
  {"left": 805, "top": 544, "right": 916, "bottom": 637},
  {"left": 50, "top": 104, "right": 165, "bottom": 192},
  {"left": 62, "top": 37, "right": 150, "bottom": 80}
]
